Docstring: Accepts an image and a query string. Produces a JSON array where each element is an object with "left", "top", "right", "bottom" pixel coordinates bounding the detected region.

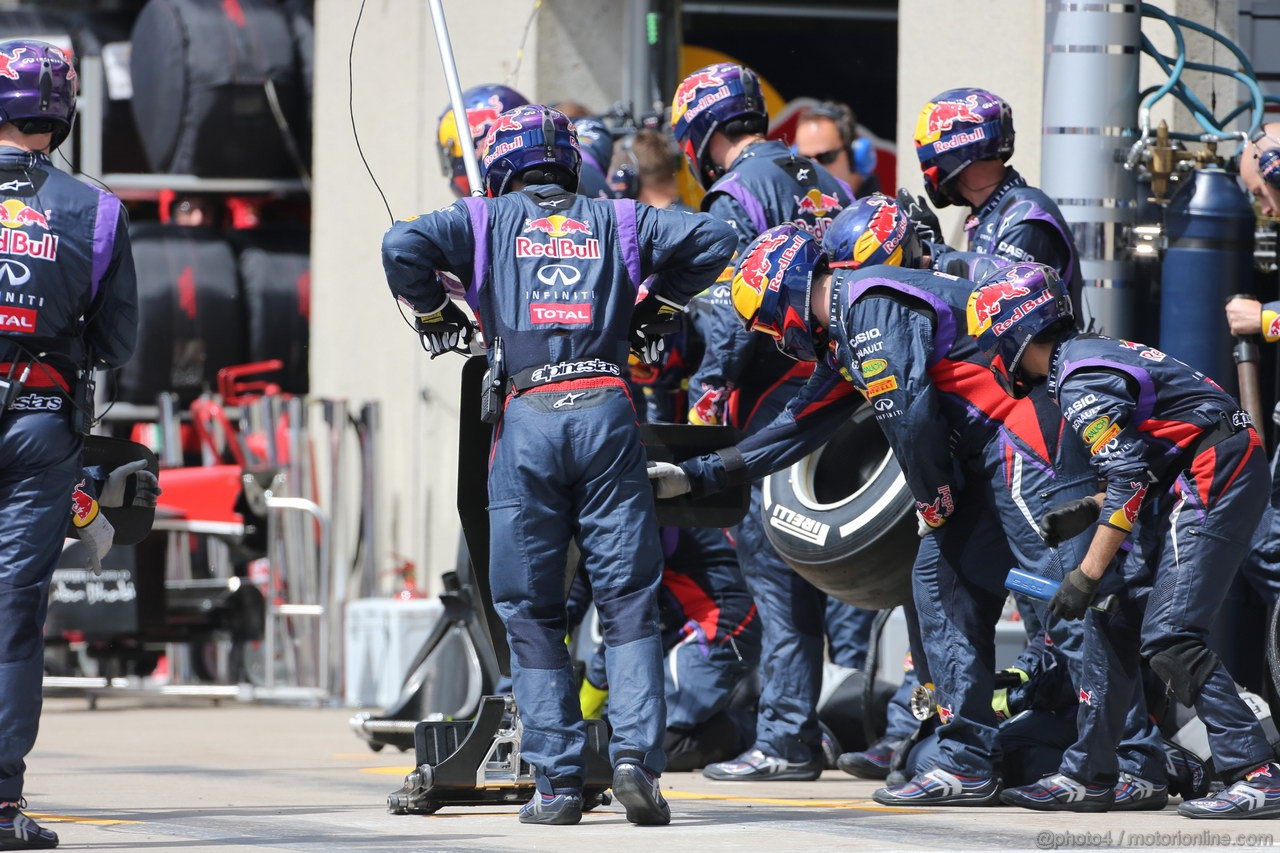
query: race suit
[
  {"left": 585, "top": 525, "right": 761, "bottom": 771},
  {"left": 382, "top": 183, "right": 734, "bottom": 794},
  {"left": 1046, "top": 334, "right": 1275, "bottom": 786},
  {"left": 0, "top": 148, "right": 137, "bottom": 803},
  {"left": 681, "top": 266, "right": 1162, "bottom": 779},
  {"left": 689, "top": 138, "right": 871, "bottom": 764},
  {"left": 932, "top": 167, "right": 1082, "bottom": 318}
]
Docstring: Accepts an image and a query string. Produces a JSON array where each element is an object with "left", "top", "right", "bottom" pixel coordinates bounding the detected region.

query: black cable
[{"left": 350, "top": 0, "right": 393, "bottom": 225}]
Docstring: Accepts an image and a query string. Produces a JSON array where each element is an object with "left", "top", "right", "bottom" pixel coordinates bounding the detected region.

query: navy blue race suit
[
  {"left": 382, "top": 184, "right": 734, "bottom": 795},
  {"left": 931, "top": 168, "right": 1082, "bottom": 317},
  {"left": 681, "top": 266, "right": 1162, "bottom": 779},
  {"left": 687, "top": 139, "right": 870, "bottom": 765},
  {"left": 1046, "top": 334, "right": 1275, "bottom": 786},
  {"left": 0, "top": 148, "right": 137, "bottom": 803},
  {"left": 585, "top": 525, "right": 761, "bottom": 771}
]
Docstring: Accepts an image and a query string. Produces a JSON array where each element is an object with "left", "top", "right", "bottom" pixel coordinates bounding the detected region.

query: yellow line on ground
[
  {"left": 352, "top": 773, "right": 924, "bottom": 815},
  {"left": 361, "top": 765, "right": 415, "bottom": 775},
  {"left": 26, "top": 813, "right": 140, "bottom": 826},
  {"left": 662, "top": 790, "right": 927, "bottom": 813}
]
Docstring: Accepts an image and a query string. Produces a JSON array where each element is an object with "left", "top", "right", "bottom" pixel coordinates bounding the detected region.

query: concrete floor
[{"left": 23, "top": 697, "right": 1280, "bottom": 851}]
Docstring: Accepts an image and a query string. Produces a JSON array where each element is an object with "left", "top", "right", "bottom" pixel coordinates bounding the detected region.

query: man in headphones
[
  {"left": 794, "top": 101, "right": 880, "bottom": 199},
  {"left": 1226, "top": 123, "right": 1280, "bottom": 337},
  {"left": 609, "top": 129, "right": 689, "bottom": 211}
]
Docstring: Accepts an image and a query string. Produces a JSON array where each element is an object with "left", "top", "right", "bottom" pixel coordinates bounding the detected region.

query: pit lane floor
[{"left": 27, "top": 698, "right": 1280, "bottom": 851}]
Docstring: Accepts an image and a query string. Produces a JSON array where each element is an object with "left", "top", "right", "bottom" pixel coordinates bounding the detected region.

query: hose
[{"left": 1139, "top": 3, "right": 1265, "bottom": 139}]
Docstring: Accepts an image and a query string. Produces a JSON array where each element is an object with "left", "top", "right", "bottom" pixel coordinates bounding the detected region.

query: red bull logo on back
[
  {"left": 794, "top": 189, "right": 842, "bottom": 217},
  {"left": 522, "top": 215, "right": 592, "bottom": 238},
  {"left": 518, "top": 215, "right": 599, "bottom": 260},
  {"left": 0, "top": 199, "right": 49, "bottom": 231}
]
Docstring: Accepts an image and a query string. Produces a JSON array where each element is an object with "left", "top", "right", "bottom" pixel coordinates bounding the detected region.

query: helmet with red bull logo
[
  {"left": 479, "top": 105, "right": 581, "bottom": 197},
  {"left": 0, "top": 39, "right": 77, "bottom": 151},
  {"left": 822, "top": 194, "right": 923, "bottom": 271},
  {"left": 670, "top": 62, "right": 767, "bottom": 190},
  {"left": 571, "top": 116, "right": 614, "bottom": 175},
  {"left": 437, "top": 84, "right": 529, "bottom": 195},
  {"left": 913, "top": 88, "right": 1014, "bottom": 208},
  {"left": 731, "top": 223, "right": 826, "bottom": 362},
  {"left": 966, "top": 262, "right": 1073, "bottom": 398}
]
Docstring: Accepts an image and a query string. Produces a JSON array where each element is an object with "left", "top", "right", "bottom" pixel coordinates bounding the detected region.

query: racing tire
[{"left": 761, "top": 402, "right": 916, "bottom": 609}]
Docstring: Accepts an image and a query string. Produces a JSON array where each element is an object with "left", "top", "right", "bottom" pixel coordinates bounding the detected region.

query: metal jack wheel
[{"left": 387, "top": 694, "right": 613, "bottom": 815}]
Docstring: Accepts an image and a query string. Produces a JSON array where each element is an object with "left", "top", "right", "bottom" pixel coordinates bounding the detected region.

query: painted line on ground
[
  {"left": 27, "top": 813, "right": 140, "bottom": 826},
  {"left": 662, "top": 790, "right": 926, "bottom": 813},
  {"left": 354, "top": 769, "right": 925, "bottom": 815}
]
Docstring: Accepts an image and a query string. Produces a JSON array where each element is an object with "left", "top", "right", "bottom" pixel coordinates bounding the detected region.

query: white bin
[{"left": 344, "top": 597, "right": 446, "bottom": 708}]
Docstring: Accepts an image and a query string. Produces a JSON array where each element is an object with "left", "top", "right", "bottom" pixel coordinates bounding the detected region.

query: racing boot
[
  {"left": 873, "top": 766, "right": 1002, "bottom": 807},
  {"left": 1178, "top": 762, "right": 1280, "bottom": 819},
  {"left": 836, "top": 735, "right": 904, "bottom": 780},
  {"left": 1164, "top": 738, "right": 1210, "bottom": 801},
  {"left": 612, "top": 762, "right": 670, "bottom": 826},
  {"left": 1112, "top": 772, "right": 1169, "bottom": 811},
  {"left": 702, "top": 748, "right": 822, "bottom": 782},
  {"left": 1000, "top": 773, "right": 1113, "bottom": 812},
  {"left": 518, "top": 791, "right": 583, "bottom": 826},
  {"left": 0, "top": 801, "right": 58, "bottom": 849}
]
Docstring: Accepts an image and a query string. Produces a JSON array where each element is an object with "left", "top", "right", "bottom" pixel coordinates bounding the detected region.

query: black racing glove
[
  {"left": 630, "top": 294, "right": 685, "bottom": 364},
  {"left": 1039, "top": 496, "right": 1101, "bottom": 546},
  {"left": 1049, "top": 569, "right": 1099, "bottom": 621},
  {"left": 895, "top": 188, "right": 943, "bottom": 244},
  {"left": 414, "top": 299, "right": 473, "bottom": 358}
]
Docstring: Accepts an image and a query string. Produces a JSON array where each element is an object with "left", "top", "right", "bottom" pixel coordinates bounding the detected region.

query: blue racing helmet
[
  {"left": 913, "top": 87, "right": 1014, "bottom": 208},
  {"left": 437, "top": 84, "right": 529, "bottom": 195},
  {"left": 966, "top": 262, "right": 1073, "bottom": 398},
  {"left": 480, "top": 105, "right": 581, "bottom": 197},
  {"left": 671, "top": 62, "right": 768, "bottom": 189},
  {"left": 731, "top": 223, "right": 826, "bottom": 362},
  {"left": 0, "top": 39, "right": 77, "bottom": 151},
  {"left": 571, "top": 116, "right": 614, "bottom": 177},
  {"left": 822, "top": 194, "right": 922, "bottom": 270}
]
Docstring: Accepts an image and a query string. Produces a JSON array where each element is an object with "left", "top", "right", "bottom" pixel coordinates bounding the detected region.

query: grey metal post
[
  {"left": 625, "top": 0, "right": 652, "bottom": 118},
  {"left": 358, "top": 401, "right": 380, "bottom": 599},
  {"left": 1041, "top": 3, "right": 1141, "bottom": 338},
  {"left": 426, "top": 0, "right": 483, "bottom": 196}
]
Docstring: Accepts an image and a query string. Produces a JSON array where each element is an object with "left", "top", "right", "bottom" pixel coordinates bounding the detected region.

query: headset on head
[
  {"left": 1252, "top": 126, "right": 1280, "bottom": 189},
  {"left": 803, "top": 102, "right": 876, "bottom": 178},
  {"left": 610, "top": 132, "right": 640, "bottom": 200}
]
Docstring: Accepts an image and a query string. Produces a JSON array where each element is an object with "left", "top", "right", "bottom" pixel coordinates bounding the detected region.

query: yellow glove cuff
[{"left": 579, "top": 680, "right": 609, "bottom": 720}]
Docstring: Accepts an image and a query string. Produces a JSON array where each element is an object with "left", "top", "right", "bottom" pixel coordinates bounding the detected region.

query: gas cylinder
[{"left": 1160, "top": 167, "right": 1255, "bottom": 391}]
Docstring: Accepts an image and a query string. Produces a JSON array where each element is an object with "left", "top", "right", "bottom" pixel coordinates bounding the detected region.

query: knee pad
[{"left": 1148, "top": 640, "right": 1218, "bottom": 706}]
